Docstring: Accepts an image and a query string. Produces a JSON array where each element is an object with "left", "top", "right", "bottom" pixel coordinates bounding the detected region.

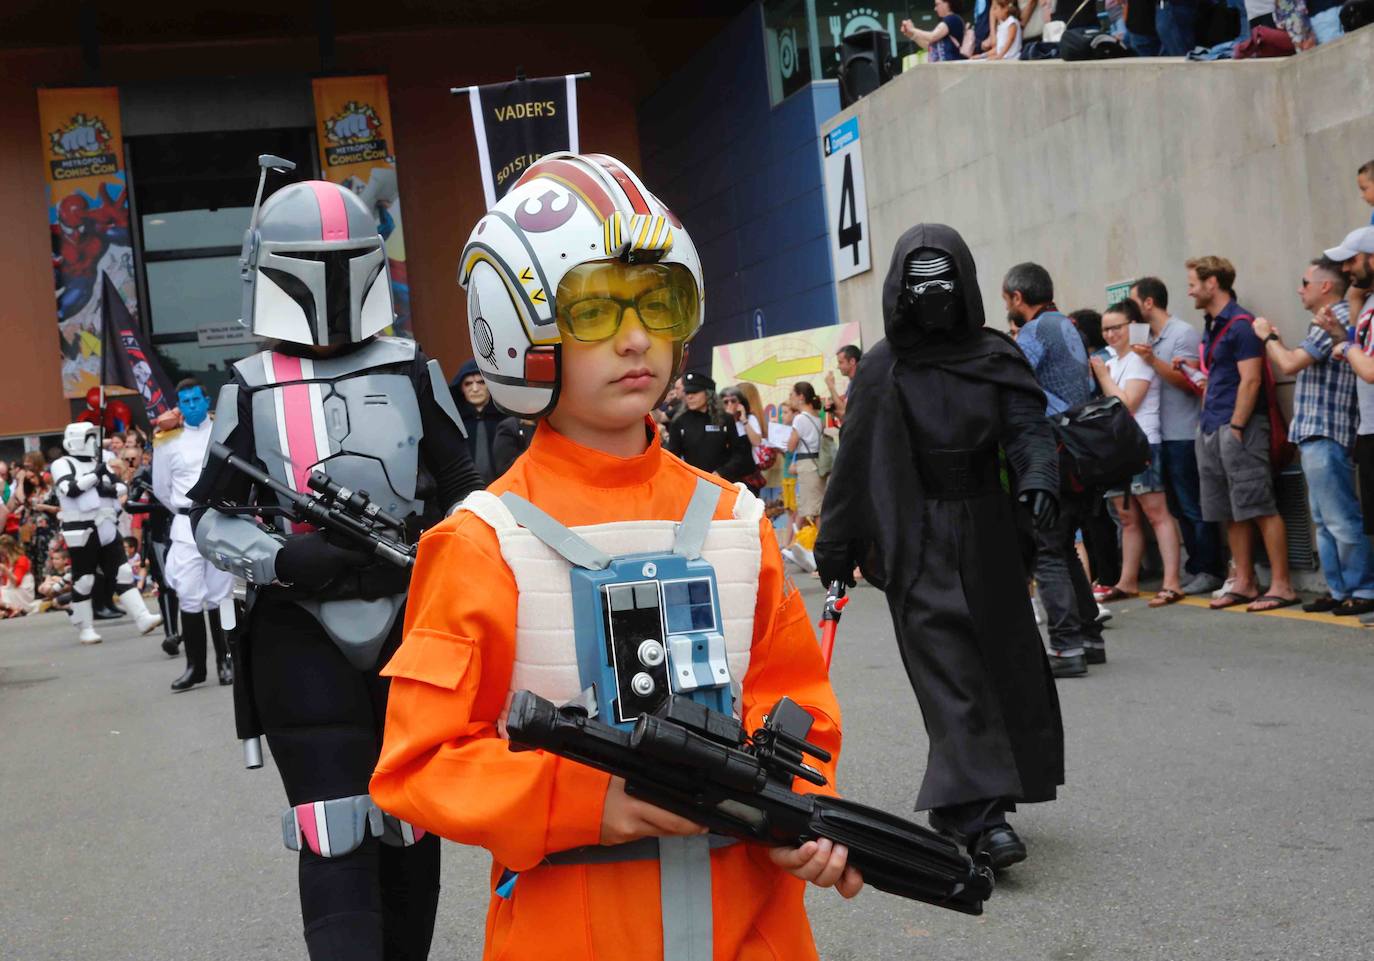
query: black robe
[{"left": 817, "top": 223, "right": 1065, "bottom": 812}]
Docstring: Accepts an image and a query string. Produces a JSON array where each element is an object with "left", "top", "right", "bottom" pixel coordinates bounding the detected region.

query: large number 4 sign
[
  {"left": 823, "top": 117, "right": 871, "bottom": 282},
  {"left": 836, "top": 153, "right": 863, "bottom": 267}
]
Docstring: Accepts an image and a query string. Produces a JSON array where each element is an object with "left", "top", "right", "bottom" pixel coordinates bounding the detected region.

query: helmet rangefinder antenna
[{"left": 250, "top": 154, "right": 297, "bottom": 228}]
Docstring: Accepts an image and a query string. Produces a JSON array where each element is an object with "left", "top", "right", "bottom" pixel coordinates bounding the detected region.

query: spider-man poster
[{"left": 38, "top": 87, "right": 138, "bottom": 398}]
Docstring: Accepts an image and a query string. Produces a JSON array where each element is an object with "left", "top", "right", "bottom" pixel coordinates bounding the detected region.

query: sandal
[
  {"left": 1148, "top": 589, "right": 1185, "bottom": 608},
  {"left": 1209, "top": 591, "right": 1259, "bottom": 609},
  {"left": 1247, "top": 594, "right": 1299, "bottom": 613},
  {"left": 1098, "top": 587, "right": 1138, "bottom": 603}
]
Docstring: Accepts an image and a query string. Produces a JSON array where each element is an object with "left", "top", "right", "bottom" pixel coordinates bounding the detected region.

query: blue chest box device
[{"left": 569, "top": 550, "right": 732, "bottom": 730}]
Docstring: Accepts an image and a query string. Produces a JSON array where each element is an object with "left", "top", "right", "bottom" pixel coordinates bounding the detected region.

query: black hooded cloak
[{"left": 816, "top": 223, "right": 1064, "bottom": 813}]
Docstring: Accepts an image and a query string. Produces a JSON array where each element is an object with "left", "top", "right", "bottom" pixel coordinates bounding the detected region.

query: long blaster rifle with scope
[
  {"left": 505, "top": 689, "right": 994, "bottom": 915},
  {"left": 205, "top": 441, "right": 416, "bottom": 570}
]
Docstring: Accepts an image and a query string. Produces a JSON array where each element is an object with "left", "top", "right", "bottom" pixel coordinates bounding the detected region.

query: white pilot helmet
[
  {"left": 239, "top": 179, "right": 393, "bottom": 348},
  {"left": 63, "top": 422, "right": 100, "bottom": 459},
  {"left": 457, "top": 152, "right": 704, "bottom": 417}
]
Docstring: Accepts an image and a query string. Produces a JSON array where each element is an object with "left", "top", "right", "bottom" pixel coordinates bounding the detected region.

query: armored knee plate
[
  {"left": 73, "top": 573, "right": 96, "bottom": 597},
  {"left": 282, "top": 796, "right": 427, "bottom": 857}
]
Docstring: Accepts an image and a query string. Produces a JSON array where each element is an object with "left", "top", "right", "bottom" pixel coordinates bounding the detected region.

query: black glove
[
  {"left": 1020, "top": 489, "right": 1059, "bottom": 532},
  {"left": 274, "top": 532, "right": 371, "bottom": 591},
  {"left": 815, "top": 542, "right": 857, "bottom": 588}
]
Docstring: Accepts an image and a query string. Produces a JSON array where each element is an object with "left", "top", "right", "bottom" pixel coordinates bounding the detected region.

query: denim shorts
[{"left": 1105, "top": 443, "right": 1165, "bottom": 499}]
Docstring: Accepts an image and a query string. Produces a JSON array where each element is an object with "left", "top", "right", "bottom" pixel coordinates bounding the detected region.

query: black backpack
[
  {"left": 1059, "top": 28, "right": 1133, "bottom": 61},
  {"left": 1051, "top": 396, "right": 1151, "bottom": 492},
  {"left": 1342, "top": 0, "right": 1374, "bottom": 31}
]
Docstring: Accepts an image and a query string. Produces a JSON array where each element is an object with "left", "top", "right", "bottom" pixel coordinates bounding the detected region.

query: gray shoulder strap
[
  {"left": 426, "top": 358, "right": 468, "bottom": 438},
  {"left": 657, "top": 835, "right": 714, "bottom": 961},
  {"left": 498, "top": 492, "right": 612, "bottom": 570},
  {"left": 672, "top": 479, "right": 722, "bottom": 561}
]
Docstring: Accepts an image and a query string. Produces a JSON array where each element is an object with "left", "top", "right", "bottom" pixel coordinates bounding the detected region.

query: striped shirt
[{"left": 1291, "top": 301, "right": 1357, "bottom": 447}]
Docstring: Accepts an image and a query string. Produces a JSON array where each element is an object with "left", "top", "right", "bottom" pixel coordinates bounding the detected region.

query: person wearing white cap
[{"left": 1318, "top": 227, "right": 1374, "bottom": 618}]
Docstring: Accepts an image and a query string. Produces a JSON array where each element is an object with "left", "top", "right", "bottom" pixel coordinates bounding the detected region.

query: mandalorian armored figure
[
  {"left": 51, "top": 421, "right": 163, "bottom": 644},
  {"left": 188, "top": 158, "right": 482, "bottom": 961}
]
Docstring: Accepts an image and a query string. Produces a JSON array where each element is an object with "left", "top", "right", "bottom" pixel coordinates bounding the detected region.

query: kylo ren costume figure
[{"left": 814, "top": 223, "right": 1065, "bottom": 871}]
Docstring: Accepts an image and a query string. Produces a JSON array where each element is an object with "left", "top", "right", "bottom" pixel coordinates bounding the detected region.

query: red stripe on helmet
[
  {"left": 587, "top": 154, "right": 651, "bottom": 215},
  {"left": 514, "top": 158, "right": 617, "bottom": 220},
  {"left": 307, "top": 181, "right": 349, "bottom": 241}
]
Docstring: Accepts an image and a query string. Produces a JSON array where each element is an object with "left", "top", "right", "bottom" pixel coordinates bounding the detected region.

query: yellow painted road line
[{"left": 1172, "top": 595, "right": 1367, "bottom": 629}]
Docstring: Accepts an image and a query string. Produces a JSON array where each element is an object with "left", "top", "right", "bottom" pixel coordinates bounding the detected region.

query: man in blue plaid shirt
[{"left": 1253, "top": 257, "right": 1374, "bottom": 616}]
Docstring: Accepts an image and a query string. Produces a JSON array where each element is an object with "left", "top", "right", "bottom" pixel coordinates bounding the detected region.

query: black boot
[
  {"left": 170, "top": 611, "right": 208, "bottom": 692},
  {"left": 209, "top": 614, "right": 233, "bottom": 686},
  {"left": 94, "top": 573, "right": 122, "bottom": 618},
  {"left": 158, "top": 589, "right": 181, "bottom": 656}
]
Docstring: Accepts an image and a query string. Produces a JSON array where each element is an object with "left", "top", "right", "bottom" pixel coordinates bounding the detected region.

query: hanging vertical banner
[
  {"left": 38, "top": 87, "right": 137, "bottom": 399},
  {"left": 100, "top": 274, "right": 175, "bottom": 418},
  {"left": 463, "top": 74, "right": 582, "bottom": 208},
  {"left": 311, "top": 75, "right": 411, "bottom": 333}
]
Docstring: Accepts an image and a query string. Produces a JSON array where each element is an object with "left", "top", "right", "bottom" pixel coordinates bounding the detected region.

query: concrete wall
[
  {"left": 825, "top": 29, "right": 1374, "bottom": 350},
  {"left": 640, "top": 3, "right": 841, "bottom": 370}
]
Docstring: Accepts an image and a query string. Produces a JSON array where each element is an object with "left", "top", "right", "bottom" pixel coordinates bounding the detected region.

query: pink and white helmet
[
  {"left": 240, "top": 180, "right": 393, "bottom": 347},
  {"left": 458, "top": 152, "right": 704, "bottom": 417}
]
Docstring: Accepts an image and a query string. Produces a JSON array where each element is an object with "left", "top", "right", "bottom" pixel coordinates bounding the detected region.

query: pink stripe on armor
[
  {"left": 308, "top": 181, "right": 350, "bottom": 241},
  {"left": 270, "top": 353, "right": 323, "bottom": 499},
  {"left": 296, "top": 803, "right": 321, "bottom": 855}
]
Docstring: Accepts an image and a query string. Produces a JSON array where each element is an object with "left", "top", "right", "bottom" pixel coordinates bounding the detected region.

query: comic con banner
[
  {"left": 38, "top": 87, "right": 137, "bottom": 399},
  {"left": 465, "top": 75, "right": 581, "bottom": 208},
  {"left": 311, "top": 75, "right": 411, "bottom": 333}
]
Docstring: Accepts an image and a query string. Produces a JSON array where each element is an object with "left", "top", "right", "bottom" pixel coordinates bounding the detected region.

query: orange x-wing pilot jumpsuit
[{"left": 371, "top": 419, "right": 843, "bottom": 960}]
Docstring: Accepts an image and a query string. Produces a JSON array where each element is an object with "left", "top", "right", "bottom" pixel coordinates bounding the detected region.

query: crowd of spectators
[
  {"left": 898, "top": 0, "right": 1366, "bottom": 62},
  {"left": 991, "top": 163, "right": 1374, "bottom": 673},
  {"left": 0, "top": 427, "right": 155, "bottom": 621}
]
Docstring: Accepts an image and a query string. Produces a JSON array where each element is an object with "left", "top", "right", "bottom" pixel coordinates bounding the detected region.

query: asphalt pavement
[{"left": 2, "top": 581, "right": 1372, "bottom": 961}]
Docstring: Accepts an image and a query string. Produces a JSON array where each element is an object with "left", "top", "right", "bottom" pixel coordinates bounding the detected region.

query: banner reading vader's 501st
[
  {"left": 465, "top": 75, "right": 582, "bottom": 209},
  {"left": 38, "top": 87, "right": 138, "bottom": 399}
]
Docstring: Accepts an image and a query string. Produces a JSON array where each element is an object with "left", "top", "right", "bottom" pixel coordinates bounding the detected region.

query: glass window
[
  {"left": 764, "top": 0, "right": 815, "bottom": 105},
  {"left": 145, "top": 257, "right": 244, "bottom": 335},
  {"left": 129, "top": 126, "right": 314, "bottom": 392},
  {"left": 763, "top": 0, "right": 928, "bottom": 105},
  {"left": 142, "top": 208, "right": 252, "bottom": 253}
]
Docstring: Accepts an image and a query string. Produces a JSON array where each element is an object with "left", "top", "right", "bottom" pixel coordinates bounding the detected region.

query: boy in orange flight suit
[{"left": 370, "top": 152, "right": 861, "bottom": 961}]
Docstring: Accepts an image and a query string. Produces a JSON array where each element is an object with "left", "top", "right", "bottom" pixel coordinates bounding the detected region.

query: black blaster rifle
[
  {"left": 506, "top": 690, "right": 994, "bottom": 915},
  {"left": 205, "top": 441, "right": 416, "bottom": 570}
]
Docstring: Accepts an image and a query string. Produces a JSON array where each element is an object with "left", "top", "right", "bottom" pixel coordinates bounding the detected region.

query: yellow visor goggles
[{"left": 555, "top": 261, "right": 700, "bottom": 344}]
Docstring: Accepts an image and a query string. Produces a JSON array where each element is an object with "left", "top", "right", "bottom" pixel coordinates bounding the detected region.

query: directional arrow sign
[{"left": 735, "top": 354, "right": 824, "bottom": 386}]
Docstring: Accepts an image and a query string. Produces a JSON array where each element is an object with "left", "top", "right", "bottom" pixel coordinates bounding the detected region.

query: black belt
[
  {"left": 914, "top": 448, "right": 1002, "bottom": 499},
  {"left": 794, "top": 452, "right": 819, "bottom": 461}
]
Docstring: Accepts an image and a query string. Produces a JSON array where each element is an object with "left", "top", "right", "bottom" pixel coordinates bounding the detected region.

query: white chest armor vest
[{"left": 458, "top": 483, "right": 765, "bottom": 715}]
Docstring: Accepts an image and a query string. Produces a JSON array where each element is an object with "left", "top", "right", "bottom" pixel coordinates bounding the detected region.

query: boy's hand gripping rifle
[
  {"left": 205, "top": 441, "right": 416, "bottom": 570},
  {"left": 505, "top": 689, "right": 994, "bottom": 915}
]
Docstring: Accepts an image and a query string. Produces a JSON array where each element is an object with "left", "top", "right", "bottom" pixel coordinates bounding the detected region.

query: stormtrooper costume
[
  {"left": 51, "top": 422, "right": 162, "bottom": 644},
  {"left": 152, "top": 382, "right": 235, "bottom": 691},
  {"left": 187, "top": 167, "right": 481, "bottom": 961}
]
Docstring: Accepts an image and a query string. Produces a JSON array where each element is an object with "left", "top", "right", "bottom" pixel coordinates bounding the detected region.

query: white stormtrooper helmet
[
  {"left": 63, "top": 422, "right": 100, "bottom": 459},
  {"left": 457, "top": 152, "right": 704, "bottom": 418}
]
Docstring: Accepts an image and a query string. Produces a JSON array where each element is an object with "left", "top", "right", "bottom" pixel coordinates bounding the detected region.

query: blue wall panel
[{"left": 637, "top": 2, "right": 841, "bottom": 373}]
